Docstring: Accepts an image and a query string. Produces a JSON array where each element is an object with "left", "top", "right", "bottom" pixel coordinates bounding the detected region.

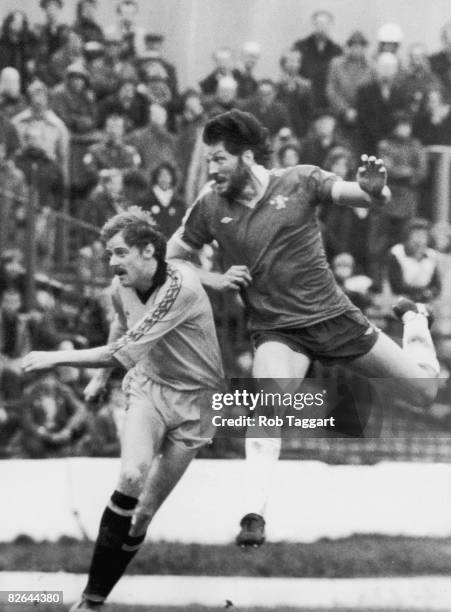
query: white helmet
[{"left": 377, "top": 23, "right": 403, "bottom": 43}]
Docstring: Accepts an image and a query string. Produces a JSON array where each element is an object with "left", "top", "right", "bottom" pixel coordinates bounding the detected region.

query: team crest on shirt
[{"left": 269, "top": 194, "right": 288, "bottom": 210}]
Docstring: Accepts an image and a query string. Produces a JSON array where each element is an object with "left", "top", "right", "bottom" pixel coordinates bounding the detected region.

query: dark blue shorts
[{"left": 251, "top": 310, "right": 379, "bottom": 366}]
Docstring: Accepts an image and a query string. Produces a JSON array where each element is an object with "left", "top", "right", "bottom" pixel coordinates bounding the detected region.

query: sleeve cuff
[{"left": 107, "top": 345, "right": 136, "bottom": 370}]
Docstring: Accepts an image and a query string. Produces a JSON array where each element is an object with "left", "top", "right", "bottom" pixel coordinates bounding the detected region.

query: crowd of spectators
[{"left": 0, "top": 0, "right": 451, "bottom": 458}]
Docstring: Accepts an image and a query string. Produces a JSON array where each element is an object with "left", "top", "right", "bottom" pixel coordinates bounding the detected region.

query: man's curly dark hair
[{"left": 203, "top": 109, "right": 272, "bottom": 167}]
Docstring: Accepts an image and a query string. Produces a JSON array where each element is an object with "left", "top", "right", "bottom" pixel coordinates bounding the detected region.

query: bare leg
[
  {"left": 117, "top": 397, "right": 165, "bottom": 498},
  {"left": 130, "top": 440, "right": 197, "bottom": 536},
  {"left": 244, "top": 341, "right": 311, "bottom": 517}
]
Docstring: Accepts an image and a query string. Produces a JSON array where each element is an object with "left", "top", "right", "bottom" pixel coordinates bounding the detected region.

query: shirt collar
[{"left": 238, "top": 164, "right": 270, "bottom": 209}]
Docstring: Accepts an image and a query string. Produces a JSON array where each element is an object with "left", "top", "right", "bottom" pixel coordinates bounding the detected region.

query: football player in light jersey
[
  {"left": 23, "top": 208, "right": 224, "bottom": 612},
  {"left": 166, "top": 109, "right": 440, "bottom": 548}
]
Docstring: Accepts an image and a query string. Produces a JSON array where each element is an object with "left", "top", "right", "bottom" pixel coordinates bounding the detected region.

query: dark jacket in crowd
[
  {"left": 377, "top": 135, "right": 428, "bottom": 218},
  {"left": 300, "top": 133, "right": 350, "bottom": 168},
  {"left": 127, "top": 124, "right": 177, "bottom": 175},
  {"left": 199, "top": 69, "right": 242, "bottom": 96},
  {"left": 413, "top": 108, "right": 451, "bottom": 146},
  {"left": 241, "top": 97, "right": 291, "bottom": 137},
  {"left": 356, "top": 80, "right": 410, "bottom": 152},
  {"left": 0, "top": 17, "right": 37, "bottom": 88},
  {"left": 35, "top": 22, "right": 69, "bottom": 64},
  {"left": 0, "top": 116, "right": 21, "bottom": 159},
  {"left": 73, "top": 17, "right": 104, "bottom": 44},
  {"left": 429, "top": 50, "right": 451, "bottom": 100},
  {"left": 97, "top": 91, "right": 149, "bottom": 132},
  {"left": 51, "top": 78, "right": 97, "bottom": 135},
  {"left": 277, "top": 77, "right": 313, "bottom": 138},
  {"left": 146, "top": 188, "right": 186, "bottom": 239},
  {"left": 236, "top": 71, "right": 258, "bottom": 99},
  {"left": 15, "top": 146, "right": 64, "bottom": 211},
  {"left": 292, "top": 34, "right": 342, "bottom": 107}
]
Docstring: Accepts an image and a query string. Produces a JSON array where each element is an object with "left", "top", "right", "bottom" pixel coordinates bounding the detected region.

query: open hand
[{"left": 357, "top": 155, "right": 387, "bottom": 199}]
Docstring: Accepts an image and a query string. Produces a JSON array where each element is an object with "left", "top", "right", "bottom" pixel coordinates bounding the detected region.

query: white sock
[
  {"left": 243, "top": 436, "right": 282, "bottom": 517},
  {"left": 402, "top": 312, "right": 440, "bottom": 376}
]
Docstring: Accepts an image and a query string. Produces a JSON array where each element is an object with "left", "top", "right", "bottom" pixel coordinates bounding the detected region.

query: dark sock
[{"left": 83, "top": 490, "right": 146, "bottom": 602}]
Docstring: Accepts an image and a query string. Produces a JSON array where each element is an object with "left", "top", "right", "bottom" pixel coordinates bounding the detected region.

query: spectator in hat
[
  {"left": 356, "top": 52, "right": 410, "bottom": 152},
  {"left": 98, "top": 77, "right": 148, "bottom": 132},
  {"left": 430, "top": 22, "right": 451, "bottom": 101},
  {"left": 199, "top": 47, "right": 241, "bottom": 97},
  {"left": 236, "top": 41, "right": 261, "bottom": 100},
  {"left": 0, "top": 68, "right": 27, "bottom": 120},
  {"left": 292, "top": 10, "right": 342, "bottom": 107},
  {"left": 146, "top": 162, "right": 186, "bottom": 238},
  {"left": 326, "top": 31, "right": 372, "bottom": 133},
  {"left": 35, "top": 0, "right": 69, "bottom": 70},
  {"left": 376, "top": 23, "right": 404, "bottom": 56},
  {"left": 47, "top": 30, "right": 84, "bottom": 86},
  {"left": 277, "top": 49, "right": 313, "bottom": 139},
  {"left": 51, "top": 61, "right": 97, "bottom": 134},
  {"left": 299, "top": 109, "right": 349, "bottom": 167},
  {"left": 242, "top": 78, "right": 291, "bottom": 137},
  {"left": 73, "top": 0, "right": 104, "bottom": 44},
  {"left": 13, "top": 79, "right": 70, "bottom": 181},
  {"left": 0, "top": 11, "right": 37, "bottom": 90},
  {"left": 402, "top": 43, "right": 442, "bottom": 115}
]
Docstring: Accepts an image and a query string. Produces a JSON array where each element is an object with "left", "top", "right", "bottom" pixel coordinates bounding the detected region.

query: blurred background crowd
[{"left": 0, "top": 0, "right": 450, "bottom": 461}]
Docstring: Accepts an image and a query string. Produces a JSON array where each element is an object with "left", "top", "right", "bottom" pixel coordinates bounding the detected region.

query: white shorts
[{"left": 123, "top": 371, "right": 216, "bottom": 451}]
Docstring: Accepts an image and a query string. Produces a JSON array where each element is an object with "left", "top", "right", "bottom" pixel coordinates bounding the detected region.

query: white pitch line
[{"left": 0, "top": 573, "right": 451, "bottom": 609}]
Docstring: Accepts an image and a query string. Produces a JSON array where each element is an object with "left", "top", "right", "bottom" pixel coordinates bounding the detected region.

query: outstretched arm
[
  {"left": 331, "top": 155, "right": 391, "bottom": 208},
  {"left": 23, "top": 345, "right": 117, "bottom": 372}
]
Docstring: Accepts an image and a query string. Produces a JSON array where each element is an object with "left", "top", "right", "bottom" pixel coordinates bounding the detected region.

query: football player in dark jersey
[{"left": 167, "top": 109, "right": 439, "bottom": 548}]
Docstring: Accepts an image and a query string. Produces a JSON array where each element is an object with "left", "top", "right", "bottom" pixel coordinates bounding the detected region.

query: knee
[{"left": 119, "top": 462, "right": 149, "bottom": 494}]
